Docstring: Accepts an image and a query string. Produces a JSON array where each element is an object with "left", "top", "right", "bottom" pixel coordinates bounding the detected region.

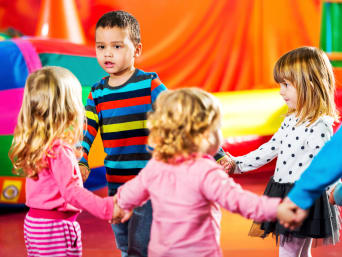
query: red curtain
[{"left": 0, "top": 0, "right": 322, "bottom": 91}]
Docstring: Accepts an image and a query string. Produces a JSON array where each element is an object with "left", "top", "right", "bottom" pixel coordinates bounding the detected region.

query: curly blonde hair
[
  {"left": 148, "top": 88, "right": 221, "bottom": 163},
  {"left": 274, "top": 46, "right": 339, "bottom": 125},
  {"left": 9, "top": 66, "right": 85, "bottom": 178}
]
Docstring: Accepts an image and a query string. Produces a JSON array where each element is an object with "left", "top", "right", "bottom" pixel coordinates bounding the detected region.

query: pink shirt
[
  {"left": 25, "top": 140, "right": 113, "bottom": 220},
  {"left": 117, "top": 155, "right": 281, "bottom": 257}
]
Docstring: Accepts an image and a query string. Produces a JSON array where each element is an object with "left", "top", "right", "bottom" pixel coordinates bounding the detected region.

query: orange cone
[{"left": 35, "top": 0, "right": 86, "bottom": 44}]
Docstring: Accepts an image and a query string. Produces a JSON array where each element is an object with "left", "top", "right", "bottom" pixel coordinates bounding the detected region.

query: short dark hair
[{"left": 96, "top": 10, "right": 141, "bottom": 45}]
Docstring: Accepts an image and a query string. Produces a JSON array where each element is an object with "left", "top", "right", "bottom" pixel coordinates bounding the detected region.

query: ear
[{"left": 135, "top": 43, "right": 142, "bottom": 57}]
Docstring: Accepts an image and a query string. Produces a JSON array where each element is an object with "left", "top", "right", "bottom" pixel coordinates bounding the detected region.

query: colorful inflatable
[{"left": 0, "top": 38, "right": 108, "bottom": 204}]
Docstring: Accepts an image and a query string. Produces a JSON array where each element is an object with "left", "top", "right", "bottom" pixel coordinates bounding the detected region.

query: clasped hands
[
  {"left": 109, "top": 195, "right": 133, "bottom": 224},
  {"left": 277, "top": 197, "right": 309, "bottom": 230}
]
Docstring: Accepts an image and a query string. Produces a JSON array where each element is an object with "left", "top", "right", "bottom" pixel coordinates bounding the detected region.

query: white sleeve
[{"left": 232, "top": 121, "right": 286, "bottom": 174}]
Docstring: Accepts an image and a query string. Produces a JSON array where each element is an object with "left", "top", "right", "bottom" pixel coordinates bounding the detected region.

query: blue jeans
[{"left": 108, "top": 185, "right": 152, "bottom": 257}]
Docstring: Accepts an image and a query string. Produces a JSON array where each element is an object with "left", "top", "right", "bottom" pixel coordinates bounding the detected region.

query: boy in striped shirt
[{"left": 79, "top": 10, "right": 234, "bottom": 257}]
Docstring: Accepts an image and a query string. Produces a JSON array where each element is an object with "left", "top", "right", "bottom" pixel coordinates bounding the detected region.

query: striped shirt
[{"left": 80, "top": 69, "right": 167, "bottom": 184}]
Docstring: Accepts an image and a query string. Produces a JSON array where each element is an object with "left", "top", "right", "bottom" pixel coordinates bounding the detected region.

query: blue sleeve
[{"left": 288, "top": 126, "right": 342, "bottom": 209}]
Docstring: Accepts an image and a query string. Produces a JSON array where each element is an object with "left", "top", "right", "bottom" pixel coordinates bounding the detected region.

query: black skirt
[{"left": 249, "top": 177, "right": 341, "bottom": 246}]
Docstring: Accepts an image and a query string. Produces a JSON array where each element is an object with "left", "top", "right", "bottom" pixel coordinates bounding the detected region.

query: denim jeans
[{"left": 108, "top": 185, "right": 152, "bottom": 257}]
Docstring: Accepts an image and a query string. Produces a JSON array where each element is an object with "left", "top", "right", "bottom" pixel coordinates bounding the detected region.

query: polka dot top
[{"left": 233, "top": 114, "right": 334, "bottom": 183}]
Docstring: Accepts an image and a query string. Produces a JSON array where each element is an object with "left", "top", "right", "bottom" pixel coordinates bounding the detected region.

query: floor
[{"left": 1, "top": 171, "right": 341, "bottom": 257}]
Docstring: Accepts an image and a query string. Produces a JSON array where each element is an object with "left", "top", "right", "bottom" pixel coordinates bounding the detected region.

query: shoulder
[
  {"left": 135, "top": 69, "right": 159, "bottom": 80},
  {"left": 91, "top": 77, "right": 108, "bottom": 91},
  {"left": 47, "top": 140, "right": 74, "bottom": 160},
  {"left": 305, "top": 116, "right": 334, "bottom": 148},
  {"left": 135, "top": 69, "right": 165, "bottom": 89},
  {"left": 309, "top": 115, "right": 334, "bottom": 134}
]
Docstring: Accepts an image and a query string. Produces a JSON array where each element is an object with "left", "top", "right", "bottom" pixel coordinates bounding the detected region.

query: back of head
[
  {"left": 9, "top": 66, "right": 84, "bottom": 178},
  {"left": 96, "top": 10, "right": 141, "bottom": 45},
  {"left": 273, "top": 46, "right": 338, "bottom": 124},
  {"left": 148, "top": 87, "right": 221, "bottom": 162}
]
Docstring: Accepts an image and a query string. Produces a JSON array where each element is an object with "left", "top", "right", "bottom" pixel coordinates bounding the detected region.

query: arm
[
  {"left": 50, "top": 145, "right": 114, "bottom": 220},
  {"left": 200, "top": 167, "right": 281, "bottom": 222},
  {"left": 116, "top": 169, "right": 150, "bottom": 211},
  {"left": 288, "top": 126, "right": 342, "bottom": 209},
  {"left": 79, "top": 90, "right": 100, "bottom": 180},
  {"left": 232, "top": 130, "right": 282, "bottom": 174},
  {"left": 151, "top": 73, "right": 167, "bottom": 104}
]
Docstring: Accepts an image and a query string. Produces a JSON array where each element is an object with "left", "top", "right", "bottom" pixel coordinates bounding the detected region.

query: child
[
  {"left": 277, "top": 126, "right": 342, "bottom": 230},
  {"left": 79, "top": 10, "right": 234, "bottom": 257},
  {"left": 231, "top": 46, "right": 340, "bottom": 256},
  {"left": 111, "top": 87, "right": 290, "bottom": 257},
  {"left": 9, "top": 66, "right": 116, "bottom": 257}
]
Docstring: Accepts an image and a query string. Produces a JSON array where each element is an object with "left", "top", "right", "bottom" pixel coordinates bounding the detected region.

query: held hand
[
  {"left": 218, "top": 155, "right": 236, "bottom": 175},
  {"left": 120, "top": 209, "right": 133, "bottom": 223},
  {"left": 79, "top": 165, "right": 90, "bottom": 182},
  {"left": 110, "top": 195, "right": 124, "bottom": 224},
  {"left": 109, "top": 195, "right": 133, "bottom": 224},
  {"left": 277, "top": 197, "right": 308, "bottom": 230}
]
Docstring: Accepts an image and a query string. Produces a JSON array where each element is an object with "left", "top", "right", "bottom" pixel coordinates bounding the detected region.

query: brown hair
[{"left": 273, "top": 46, "right": 339, "bottom": 125}]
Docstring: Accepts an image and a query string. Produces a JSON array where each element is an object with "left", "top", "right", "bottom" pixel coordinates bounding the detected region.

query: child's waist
[{"left": 28, "top": 208, "right": 80, "bottom": 221}]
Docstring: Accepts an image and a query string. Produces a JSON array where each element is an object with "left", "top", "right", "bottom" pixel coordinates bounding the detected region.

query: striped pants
[{"left": 24, "top": 214, "right": 82, "bottom": 256}]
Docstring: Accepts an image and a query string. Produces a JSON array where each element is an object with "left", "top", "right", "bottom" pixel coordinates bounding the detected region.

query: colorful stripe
[
  {"left": 80, "top": 69, "right": 167, "bottom": 182},
  {"left": 13, "top": 39, "right": 42, "bottom": 73},
  {"left": 24, "top": 214, "right": 82, "bottom": 256}
]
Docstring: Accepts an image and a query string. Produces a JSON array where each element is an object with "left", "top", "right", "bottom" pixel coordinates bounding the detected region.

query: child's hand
[
  {"left": 329, "top": 186, "right": 336, "bottom": 205},
  {"left": 110, "top": 195, "right": 123, "bottom": 224},
  {"left": 277, "top": 197, "right": 308, "bottom": 230},
  {"left": 110, "top": 195, "right": 133, "bottom": 224},
  {"left": 218, "top": 155, "right": 236, "bottom": 175},
  {"left": 79, "top": 165, "right": 90, "bottom": 182}
]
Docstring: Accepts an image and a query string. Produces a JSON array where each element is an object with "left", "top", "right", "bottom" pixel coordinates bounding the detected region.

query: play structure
[{"left": 0, "top": 0, "right": 341, "bottom": 204}]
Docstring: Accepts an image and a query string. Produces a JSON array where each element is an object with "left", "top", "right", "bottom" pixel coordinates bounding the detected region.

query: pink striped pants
[{"left": 24, "top": 214, "right": 82, "bottom": 256}]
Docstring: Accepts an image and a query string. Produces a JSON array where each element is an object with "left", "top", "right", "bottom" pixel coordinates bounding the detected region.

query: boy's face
[{"left": 95, "top": 26, "right": 141, "bottom": 76}]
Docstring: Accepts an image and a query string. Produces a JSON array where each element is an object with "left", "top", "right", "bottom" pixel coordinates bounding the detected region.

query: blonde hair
[
  {"left": 148, "top": 88, "right": 221, "bottom": 163},
  {"left": 273, "top": 46, "right": 339, "bottom": 125},
  {"left": 9, "top": 66, "right": 85, "bottom": 178}
]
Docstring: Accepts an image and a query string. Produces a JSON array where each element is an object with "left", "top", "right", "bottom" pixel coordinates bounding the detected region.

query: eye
[
  {"left": 96, "top": 45, "right": 104, "bottom": 49},
  {"left": 114, "top": 45, "right": 122, "bottom": 49}
]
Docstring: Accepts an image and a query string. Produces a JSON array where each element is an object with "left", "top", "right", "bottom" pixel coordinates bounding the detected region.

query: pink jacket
[
  {"left": 25, "top": 140, "right": 113, "bottom": 220},
  {"left": 117, "top": 155, "right": 281, "bottom": 257}
]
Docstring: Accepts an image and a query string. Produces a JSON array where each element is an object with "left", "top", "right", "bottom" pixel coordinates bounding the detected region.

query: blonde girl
[
  {"left": 112, "top": 88, "right": 286, "bottom": 257},
  {"left": 9, "top": 66, "right": 115, "bottom": 257},
  {"left": 232, "top": 46, "right": 340, "bottom": 257}
]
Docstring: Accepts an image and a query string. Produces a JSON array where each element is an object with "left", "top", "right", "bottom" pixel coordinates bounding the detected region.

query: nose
[{"left": 104, "top": 48, "right": 113, "bottom": 57}]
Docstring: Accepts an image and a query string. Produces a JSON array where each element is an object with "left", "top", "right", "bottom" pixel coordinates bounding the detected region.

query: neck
[{"left": 108, "top": 67, "right": 135, "bottom": 87}]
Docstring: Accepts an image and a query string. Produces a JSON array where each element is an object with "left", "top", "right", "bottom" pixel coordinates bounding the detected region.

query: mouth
[{"left": 104, "top": 61, "right": 114, "bottom": 68}]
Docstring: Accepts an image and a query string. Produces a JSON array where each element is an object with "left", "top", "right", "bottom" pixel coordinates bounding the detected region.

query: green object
[
  {"left": 320, "top": 2, "right": 342, "bottom": 53},
  {"left": 39, "top": 53, "right": 107, "bottom": 87},
  {"left": 0, "top": 135, "right": 15, "bottom": 176},
  {"left": 331, "top": 60, "right": 342, "bottom": 67}
]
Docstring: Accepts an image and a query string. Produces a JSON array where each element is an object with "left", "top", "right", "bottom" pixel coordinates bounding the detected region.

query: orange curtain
[{"left": 0, "top": 0, "right": 322, "bottom": 91}]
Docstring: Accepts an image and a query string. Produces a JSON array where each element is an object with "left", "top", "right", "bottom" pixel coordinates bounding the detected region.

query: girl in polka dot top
[{"left": 232, "top": 46, "right": 340, "bottom": 257}]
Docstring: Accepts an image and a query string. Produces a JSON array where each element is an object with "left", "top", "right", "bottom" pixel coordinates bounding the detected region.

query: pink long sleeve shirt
[
  {"left": 117, "top": 155, "right": 281, "bottom": 257},
  {"left": 25, "top": 140, "right": 114, "bottom": 220}
]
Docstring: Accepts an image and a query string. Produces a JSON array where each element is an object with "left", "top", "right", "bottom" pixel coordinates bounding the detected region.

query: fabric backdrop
[{"left": 0, "top": 0, "right": 323, "bottom": 91}]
